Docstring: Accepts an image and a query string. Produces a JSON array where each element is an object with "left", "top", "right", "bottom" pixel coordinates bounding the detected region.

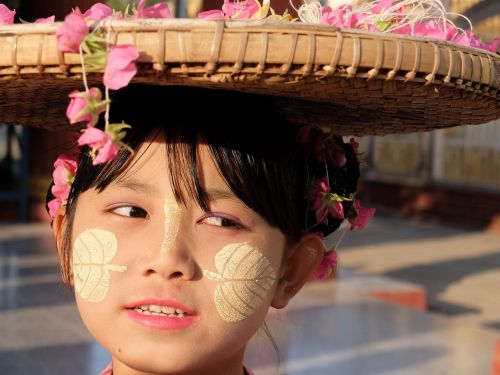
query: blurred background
[{"left": 0, "top": 1, "right": 499, "bottom": 374}]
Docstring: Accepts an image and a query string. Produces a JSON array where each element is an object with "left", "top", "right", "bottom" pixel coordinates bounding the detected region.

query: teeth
[
  {"left": 132, "top": 304, "right": 189, "bottom": 317},
  {"left": 162, "top": 306, "right": 176, "bottom": 314},
  {"left": 150, "top": 305, "right": 162, "bottom": 313}
]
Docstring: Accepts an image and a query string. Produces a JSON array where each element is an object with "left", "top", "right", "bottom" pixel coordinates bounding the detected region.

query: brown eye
[
  {"left": 112, "top": 206, "right": 148, "bottom": 218},
  {"left": 202, "top": 215, "right": 242, "bottom": 228}
]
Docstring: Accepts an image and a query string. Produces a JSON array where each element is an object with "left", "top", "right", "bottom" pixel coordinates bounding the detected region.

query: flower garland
[
  {"left": 299, "top": 125, "right": 376, "bottom": 279},
  {"left": 44, "top": 1, "right": 174, "bottom": 216},
  {"left": 47, "top": 154, "right": 78, "bottom": 218}
]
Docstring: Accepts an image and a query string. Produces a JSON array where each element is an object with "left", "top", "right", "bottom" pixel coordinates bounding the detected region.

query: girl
[
  {"left": 48, "top": 85, "right": 363, "bottom": 375},
  {"left": 0, "top": 0, "right": 491, "bottom": 373}
]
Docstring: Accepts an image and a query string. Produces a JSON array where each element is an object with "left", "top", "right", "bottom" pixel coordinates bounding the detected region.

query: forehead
[{"left": 113, "top": 137, "right": 226, "bottom": 193}]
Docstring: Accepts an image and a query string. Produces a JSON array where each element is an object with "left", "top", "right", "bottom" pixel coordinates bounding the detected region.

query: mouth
[
  {"left": 125, "top": 299, "right": 198, "bottom": 330},
  {"left": 131, "top": 304, "right": 191, "bottom": 318}
]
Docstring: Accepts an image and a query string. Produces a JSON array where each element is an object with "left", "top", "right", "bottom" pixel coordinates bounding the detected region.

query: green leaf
[{"left": 107, "top": 123, "right": 132, "bottom": 142}]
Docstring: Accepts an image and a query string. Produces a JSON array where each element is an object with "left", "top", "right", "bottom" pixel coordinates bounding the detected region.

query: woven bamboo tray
[{"left": 0, "top": 19, "right": 498, "bottom": 135}]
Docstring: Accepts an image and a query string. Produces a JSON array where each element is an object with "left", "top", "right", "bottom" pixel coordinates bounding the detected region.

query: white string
[
  {"left": 289, "top": 0, "right": 301, "bottom": 14},
  {"left": 365, "top": 0, "right": 469, "bottom": 40},
  {"left": 304, "top": 160, "right": 311, "bottom": 231},
  {"left": 104, "top": 18, "right": 112, "bottom": 130},
  {"left": 333, "top": 221, "right": 348, "bottom": 250},
  {"left": 79, "top": 45, "right": 90, "bottom": 93},
  {"left": 297, "top": 0, "right": 322, "bottom": 24},
  {"left": 317, "top": 0, "right": 474, "bottom": 44}
]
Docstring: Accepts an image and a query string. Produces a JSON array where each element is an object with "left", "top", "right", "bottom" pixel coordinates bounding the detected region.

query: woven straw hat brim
[{"left": 0, "top": 19, "right": 499, "bottom": 135}]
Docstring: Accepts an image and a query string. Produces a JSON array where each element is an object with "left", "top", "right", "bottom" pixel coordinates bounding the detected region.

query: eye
[
  {"left": 200, "top": 214, "right": 242, "bottom": 229},
  {"left": 111, "top": 205, "right": 148, "bottom": 218}
]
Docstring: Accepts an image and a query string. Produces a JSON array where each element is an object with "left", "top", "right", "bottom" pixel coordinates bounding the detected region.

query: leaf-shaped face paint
[
  {"left": 161, "top": 199, "right": 181, "bottom": 256},
  {"left": 73, "top": 228, "right": 127, "bottom": 303},
  {"left": 203, "top": 242, "right": 277, "bottom": 322}
]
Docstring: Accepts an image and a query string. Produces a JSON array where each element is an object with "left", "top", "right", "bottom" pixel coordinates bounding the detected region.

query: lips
[{"left": 125, "top": 299, "right": 198, "bottom": 330}]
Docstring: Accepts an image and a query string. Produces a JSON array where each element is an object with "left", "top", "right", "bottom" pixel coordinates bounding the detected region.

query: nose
[
  {"left": 141, "top": 200, "right": 197, "bottom": 281},
  {"left": 143, "top": 241, "right": 197, "bottom": 281}
]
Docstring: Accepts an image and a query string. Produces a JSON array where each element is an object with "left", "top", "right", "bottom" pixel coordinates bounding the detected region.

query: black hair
[{"left": 47, "top": 84, "right": 359, "bottom": 284}]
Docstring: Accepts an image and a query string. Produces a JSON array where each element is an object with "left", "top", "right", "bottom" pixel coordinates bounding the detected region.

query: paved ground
[
  {"left": 340, "top": 215, "right": 500, "bottom": 331},
  {"left": 0, "top": 217, "right": 498, "bottom": 374}
]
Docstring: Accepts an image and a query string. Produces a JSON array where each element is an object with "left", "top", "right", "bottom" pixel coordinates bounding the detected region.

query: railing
[{"left": 361, "top": 120, "right": 500, "bottom": 192}]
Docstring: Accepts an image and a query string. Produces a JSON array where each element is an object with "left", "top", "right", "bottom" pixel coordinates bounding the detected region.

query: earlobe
[{"left": 271, "top": 233, "right": 325, "bottom": 309}]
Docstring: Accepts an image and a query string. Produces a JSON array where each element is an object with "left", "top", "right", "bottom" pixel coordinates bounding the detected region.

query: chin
[{"left": 114, "top": 345, "right": 200, "bottom": 373}]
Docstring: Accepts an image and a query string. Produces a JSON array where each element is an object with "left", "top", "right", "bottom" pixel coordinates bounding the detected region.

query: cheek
[
  {"left": 202, "top": 242, "right": 277, "bottom": 322},
  {"left": 72, "top": 228, "right": 127, "bottom": 303}
]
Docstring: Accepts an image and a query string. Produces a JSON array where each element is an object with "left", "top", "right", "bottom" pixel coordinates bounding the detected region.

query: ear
[{"left": 271, "top": 233, "right": 325, "bottom": 309}]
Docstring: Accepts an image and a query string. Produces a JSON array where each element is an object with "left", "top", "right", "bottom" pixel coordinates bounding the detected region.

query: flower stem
[{"left": 79, "top": 45, "right": 90, "bottom": 93}]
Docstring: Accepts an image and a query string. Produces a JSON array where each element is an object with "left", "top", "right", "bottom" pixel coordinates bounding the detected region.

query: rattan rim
[{"left": 0, "top": 19, "right": 499, "bottom": 135}]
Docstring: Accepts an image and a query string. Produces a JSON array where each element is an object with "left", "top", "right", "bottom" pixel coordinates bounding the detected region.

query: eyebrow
[
  {"left": 205, "top": 188, "right": 238, "bottom": 202},
  {"left": 113, "top": 178, "right": 159, "bottom": 196},
  {"left": 112, "top": 180, "right": 237, "bottom": 203}
]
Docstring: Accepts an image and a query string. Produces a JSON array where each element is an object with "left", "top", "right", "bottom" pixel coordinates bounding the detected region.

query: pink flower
[
  {"left": 49, "top": 153, "right": 78, "bottom": 218},
  {"left": 78, "top": 127, "right": 119, "bottom": 165},
  {"left": 198, "top": 0, "right": 267, "bottom": 20},
  {"left": 34, "top": 16, "right": 55, "bottom": 23},
  {"left": 66, "top": 88, "right": 106, "bottom": 127},
  {"left": 83, "top": 3, "right": 113, "bottom": 21},
  {"left": 56, "top": 8, "right": 89, "bottom": 53},
  {"left": 330, "top": 149, "right": 346, "bottom": 167},
  {"left": 479, "top": 37, "right": 499, "bottom": 53},
  {"left": 314, "top": 200, "right": 344, "bottom": 224},
  {"left": 454, "top": 31, "right": 500, "bottom": 53},
  {"left": 103, "top": 45, "right": 140, "bottom": 90},
  {"left": 321, "top": 5, "right": 358, "bottom": 28},
  {"left": 52, "top": 154, "right": 77, "bottom": 191},
  {"left": 316, "top": 176, "right": 330, "bottom": 194},
  {"left": 48, "top": 199, "right": 62, "bottom": 218},
  {"left": 349, "top": 138, "right": 359, "bottom": 153},
  {"left": 372, "top": 0, "right": 392, "bottom": 14},
  {"left": 135, "top": 0, "right": 172, "bottom": 19},
  {"left": 392, "top": 20, "right": 447, "bottom": 40},
  {"left": 310, "top": 177, "right": 345, "bottom": 225},
  {"left": 313, "top": 250, "right": 337, "bottom": 280},
  {"left": 451, "top": 30, "right": 475, "bottom": 47},
  {"left": 223, "top": 0, "right": 259, "bottom": 19},
  {"left": 197, "top": 9, "right": 227, "bottom": 19},
  {"left": 0, "top": 3, "right": 15, "bottom": 25},
  {"left": 416, "top": 20, "right": 447, "bottom": 39},
  {"left": 348, "top": 199, "right": 376, "bottom": 230}
]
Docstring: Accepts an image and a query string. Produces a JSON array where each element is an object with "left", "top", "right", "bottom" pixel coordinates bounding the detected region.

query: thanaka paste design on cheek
[
  {"left": 161, "top": 199, "right": 181, "bottom": 256},
  {"left": 202, "top": 242, "right": 277, "bottom": 322},
  {"left": 73, "top": 228, "right": 127, "bottom": 303}
]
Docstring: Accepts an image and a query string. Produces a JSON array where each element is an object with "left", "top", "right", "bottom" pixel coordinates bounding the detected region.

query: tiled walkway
[{"left": 0, "top": 219, "right": 498, "bottom": 374}]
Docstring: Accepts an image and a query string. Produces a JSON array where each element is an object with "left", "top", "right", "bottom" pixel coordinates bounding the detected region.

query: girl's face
[{"left": 69, "top": 138, "right": 289, "bottom": 374}]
